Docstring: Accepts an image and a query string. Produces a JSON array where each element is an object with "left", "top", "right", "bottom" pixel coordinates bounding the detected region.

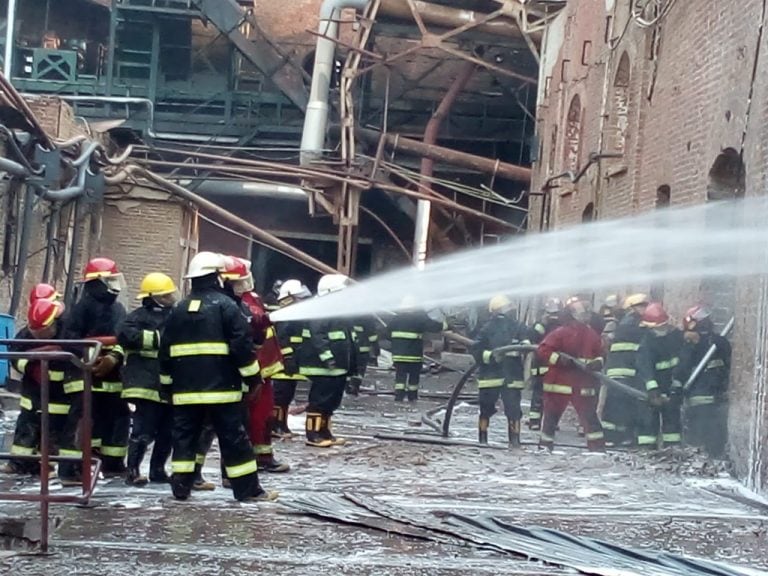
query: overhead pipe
[
  {"left": 357, "top": 127, "right": 532, "bottom": 182},
  {"left": 177, "top": 179, "right": 309, "bottom": 201},
  {"left": 30, "top": 142, "right": 99, "bottom": 202},
  {"left": 414, "top": 61, "right": 476, "bottom": 268},
  {"left": 379, "top": 0, "right": 528, "bottom": 40},
  {"left": 300, "top": 0, "right": 370, "bottom": 165}
]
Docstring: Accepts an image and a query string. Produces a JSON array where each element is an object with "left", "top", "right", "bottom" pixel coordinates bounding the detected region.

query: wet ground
[{"left": 1, "top": 366, "right": 768, "bottom": 575}]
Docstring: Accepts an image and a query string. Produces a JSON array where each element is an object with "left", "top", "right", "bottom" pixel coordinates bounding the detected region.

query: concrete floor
[{"left": 1, "top": 367, "right": 767, "bottom": 575}]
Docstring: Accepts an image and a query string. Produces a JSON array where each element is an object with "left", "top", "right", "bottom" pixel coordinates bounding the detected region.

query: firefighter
[
  {"left": 472, "top": 295, "right": 531, "bottom": 447},
  {"left": 598, "top": 294, "right": 623, "bottom": 350},
  {"left": 600, "top": 293, "right": 649, "bottom": 448},
  {"left": 528, "top": 297, "right": 562, "bottom": 430},
  {"left": 349, "top": 315, "right": 379, "bottom": 396},
  {"left": 29, "top": 283, "right": 61, "bottom": 306},
  {"left": 59, "top": 258, "right": 127, "bottom": 485},
  {"left": 263, "top": 279, "right": 283, "bottom": 312},
  {"left": 678, "top": 306, "right": 731, "bottom": 457},
  {"left": 271, "top": 279, "right": 313, "bottom": 438},
  {"left": 2, "top": 299, "right": 68, "bottom": 475},
  {"left": 300, "top": 274, "right": 356, "bottom": 447},
  {"left": 118, "top": 273, "right": 178, "bottom": 486},
  {"left": 159, "top": 251, "right": 275, "bottom": 502},
  {"left": 537, "top": 300, "right": 605, "bottom": 452},
  {"left": 387, "top": 297, "right": 444, "bottom": 402},
  {"left": 636, "top": 302, "right": 685, "bottom": 449},
  {"left": 221, "top": 256, "right": 289, "bottom": 473}
]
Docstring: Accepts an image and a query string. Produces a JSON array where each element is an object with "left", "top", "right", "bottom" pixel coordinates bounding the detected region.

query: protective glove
[
  {"left": 684, "top": 331, "right": 700, "bottom": 344},
  {"left": 556, "top": 355, "right": 576, "bottom": 368},
  {"left": 92, "top": 353, "right": 119, "bottom": 378},
  {"left": 585, "top": 359, "right": 603, "bottom": 372},
  {"left": 647, "top": 390, "right": 668, "bottom": 407},
  {"left": 325, "top": 358, "right": 337, "bottom": 371}
]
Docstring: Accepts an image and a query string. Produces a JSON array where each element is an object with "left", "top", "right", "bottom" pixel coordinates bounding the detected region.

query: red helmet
[
  {"left": 220, "top": 256, "right": 250, "bottom": 281},
  {"left": 28, "top": 299, "right": 65, "bottom": 331},
  {"left": 640, "top": 302, "right": 669, "bottom": 328},
  {"left": 683, "top": 305, "right": 712, "bottom": 332},
  {"left": 28, "top": 283, "right": 60, "bottom": 306},
  {"left": 83, "top": 257, "right": 120, "bottom": 281}
]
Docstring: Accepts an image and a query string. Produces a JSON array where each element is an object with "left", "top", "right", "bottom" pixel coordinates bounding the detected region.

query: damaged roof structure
[{"left": 0, "top": 0, "right": 563, "bottom": 301}]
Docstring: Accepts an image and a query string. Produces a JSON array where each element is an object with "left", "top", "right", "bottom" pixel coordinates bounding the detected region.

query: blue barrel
[{"left": 0, "top": 314, "right": 15, "bottom": 387}]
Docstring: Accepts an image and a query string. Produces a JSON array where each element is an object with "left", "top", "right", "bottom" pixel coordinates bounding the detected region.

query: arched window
[
  {"left": 656, "top": 184, "right": 671, "bottom": 208},
  {"left": 563, "top": 95, "right": 582, "bottom": 171},
  {"left": 582, "top": 202, "right": 595, "bottom": 222},
  {"left": 613, "top": 53, "right": 631, "bottom": 154},
  {"left": 707, "top": 148, "right": 745, "bottom": 200}
]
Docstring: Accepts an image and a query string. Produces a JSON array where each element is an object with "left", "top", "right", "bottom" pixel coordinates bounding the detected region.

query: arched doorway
[{"left": 581, "top": 202, "right": 595, "bottom": 222}]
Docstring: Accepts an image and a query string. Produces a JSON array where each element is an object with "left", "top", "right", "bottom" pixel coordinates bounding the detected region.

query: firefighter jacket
[
  {"left": 352, "top": 316, "right": 380, "bottom": 360},
  {"left": 537, "top": 322, "right": 603, "bottom": 396},
  {"left": 10, "top": 326, "right": 70, "bottom": 415},
  {"left": 603, "top": 313, "right": 646, "bottom": 388},
  {"left": 240, "top": 291, "right": 284, "bottom": 379},
  {"left": 159, "top": 283, "right": 260, "bottom": 406},
  {"left": 62, "top": 288, "right": 126, "bottom": 394},
  {"left": 472, "top": 315, "right": 531, "bottom": 389},
  {"left": 677, "top": 334, "right": 731, "bottom": 406},
  {"left": 117, "top": 299, "right": 171, "bottom": 404},
  {"left": 636, "top": 328, "right": 684, "bottom": 397},
  {"left": 272, "top": 319, "right": 309, "bottom": 381},
  {"left": 387, "top": 311, "right": 443, "bottom": 364},
  {"left": 298, "top": 318, "right": 357, "bottom": 377},
  {"left": 530, "top": 318, "right": 560, "bottom": 379}
]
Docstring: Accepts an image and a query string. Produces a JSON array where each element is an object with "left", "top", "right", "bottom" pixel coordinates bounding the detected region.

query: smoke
[{"left": 271, "top": 197, "right": 766, "bottom": 322}]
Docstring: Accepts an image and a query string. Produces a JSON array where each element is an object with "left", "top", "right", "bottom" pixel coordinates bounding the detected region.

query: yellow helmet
[
  {"left": 623, "top": 293, "right": 650, "bottom": 310},
  {"left": 489, "top": 294, "right": 512, "bottom": 314},
  {"left": 137, "top": 273, "right": 177, "bottom": 299}
]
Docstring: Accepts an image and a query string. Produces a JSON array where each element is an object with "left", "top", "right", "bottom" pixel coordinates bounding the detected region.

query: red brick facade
[{"left": 531, "top": 0, "right": 768, "bottom": 490}]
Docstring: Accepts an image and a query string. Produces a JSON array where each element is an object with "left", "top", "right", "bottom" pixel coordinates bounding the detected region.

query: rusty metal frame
[{"left": 0, "top": 339, "right": 104, "bottom": 554}]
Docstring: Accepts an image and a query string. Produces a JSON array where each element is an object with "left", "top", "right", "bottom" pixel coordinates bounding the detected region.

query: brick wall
[{"left": 531, "top": 0, "right": 768, "bottom": 491}]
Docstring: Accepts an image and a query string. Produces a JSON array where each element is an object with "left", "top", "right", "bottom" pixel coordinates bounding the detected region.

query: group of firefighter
[
  {"left": 1, "top": 252, "right": 380, "bottom": 502},
  {"left": 471, "top": 293, "right": 730, "bottom": 456},
  {"left": 1, "top": 253, "right": 730, "bottom": 502}
]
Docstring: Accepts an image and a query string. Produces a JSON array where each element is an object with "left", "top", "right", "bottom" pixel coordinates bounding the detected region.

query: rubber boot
[
  {"left": 346, "top": 376, "right": 362, "bottom": 396},
  {"left": 394, "top": 388, "right": 406, "bottom": 402},
  {"left": 508, "top": 419, "right": 521, "bottom": 448},
  {"left": 478, "top": 416, "right": 490, "bottom": 444},
  {"left": 406, "top": 389, "right": 419, "bottom": 402},
  {"left": 272, "top": 406, "right": 295, "bottom": 439},
  {"left": 305, "top": 413, "right": 333, "bottom": 448},
  {"left": 149, "top": 467, "right": 171, "bottom": 483},
  {"left": 125, "top": 439, "right": 148, "bottom": 486},
  {"left": 321, "top": 415, "right": 347, "bottom": 446},
  {"left": 192, "top": 463, "right": 216, "bottom": 491},
  {"left": 257, "top": 454, "right": 291, "bottom": 473}
]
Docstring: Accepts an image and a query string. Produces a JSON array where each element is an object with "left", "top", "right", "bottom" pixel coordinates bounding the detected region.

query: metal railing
[{"left": 0, "top": 339, "right": 104, "bottom": 553}]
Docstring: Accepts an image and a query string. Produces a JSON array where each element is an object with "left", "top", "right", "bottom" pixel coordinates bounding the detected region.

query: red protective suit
[
  {"left": 537, "top": 320, "right": 605, "bottom": 451},
  {"left": 241, "top": 292, "right": 284, "bottom": 465}
]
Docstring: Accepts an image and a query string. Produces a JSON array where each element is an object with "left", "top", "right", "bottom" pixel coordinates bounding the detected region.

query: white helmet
[
  {"left": 185, "top": 251, "right": 226, "bottom": 279},
  {"left": 278, "top": 279, "right": 311, "bottom": 302},
  {"left": 317, "top": 274, "right": 351, "bottom": 297}
]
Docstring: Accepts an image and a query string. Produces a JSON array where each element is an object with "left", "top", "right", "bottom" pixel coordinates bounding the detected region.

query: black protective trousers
[
  {"left": 307, "top": 375, "right": 347, "bottom": 415},
  {"left": 59, "top": 390, "right": 130, "bottom": 477},
  {"left": 172, "top": 402, "right": 261, "bottom": 501},
  {"left": 273, "top": 379, "right": 299, "bottom": 408},
  {"left": 9, "top": 409, "right": 67, "bottom": 473},
  {"left": 478, "top": 386, "right": 523, "bottom": 420},
  {"left": 684, "top": 402, "right": 727, "bottom": 458},
  {"left": 127, "top": 399, "right": 173, "bottom": 472},
  {"left": 394, "top": 362, "right": 421, "bottom": 399}
]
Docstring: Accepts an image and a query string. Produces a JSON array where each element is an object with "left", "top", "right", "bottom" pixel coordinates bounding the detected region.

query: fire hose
[
  {"left": 683, "top": 317, "right": 734, "bottom": 392},
  {"left": 440, "top": 344, "right": 649, "bottom": 438}
]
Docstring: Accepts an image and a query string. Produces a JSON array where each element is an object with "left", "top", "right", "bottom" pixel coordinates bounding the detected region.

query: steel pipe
[
  {"left": 357, "top": 127, "right": 532, "bottom": 182},
  {"left": 301, "top": 0, "right": 370, "bottom": 165}
]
